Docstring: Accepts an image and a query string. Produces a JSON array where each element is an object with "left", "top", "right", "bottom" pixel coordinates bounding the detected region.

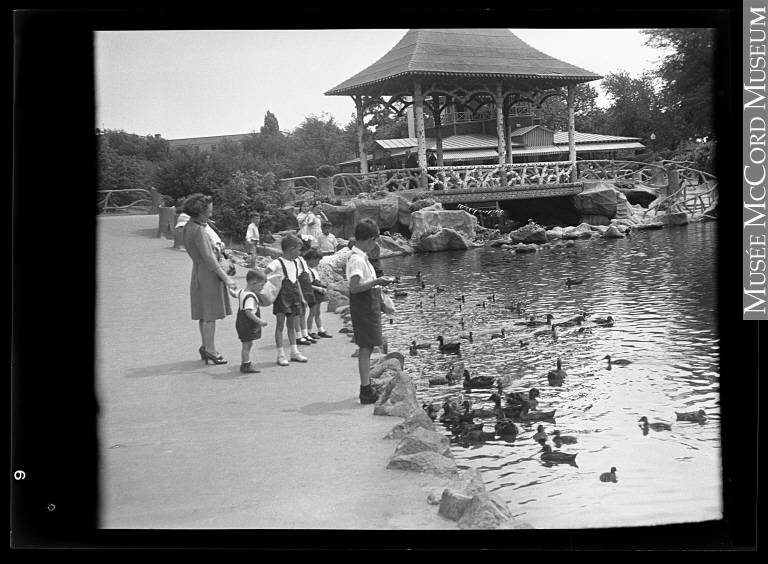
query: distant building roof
[
  {"left": 325, "top": 29, "right": 603, "bottom": 96},
  {"left": 167, "top": 133, "right": 251, "bottom": 147}
]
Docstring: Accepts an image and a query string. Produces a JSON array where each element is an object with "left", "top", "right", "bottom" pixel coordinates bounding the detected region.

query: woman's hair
[
  {"left": 354, "top": 218, "right": 379, "bottom": 241},
  {"left": 246, "top": 268, "right": 267, "bottom": 283},
  {"left": 181, "top": 193, "right": 212, "bottom": 218},
  {"left": 303, "top": 249, "right": 323, "bottom": 262},
  {"left": 281, "top": 232, "right": 302, "bottom": 252}
]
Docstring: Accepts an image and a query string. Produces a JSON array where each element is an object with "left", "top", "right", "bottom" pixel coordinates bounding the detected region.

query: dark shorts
[
  {"left": 236, "top": 309, "right": 262, "bottom": 342},
  {"left": 273, "top": 277, "right": 302, "bottom": 316},
  {"left": 349, "top": 287, "right": 383, "bottom": 349}
]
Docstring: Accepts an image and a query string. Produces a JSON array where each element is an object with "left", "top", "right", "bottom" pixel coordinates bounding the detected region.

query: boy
[
  {"left": 245, "top": 212, "right": 261, "bottom": 255},
  {"left": 234, "top": 269, "right": 270, "bottom": 373},
  {"left": 303, "top": 249, "right": 332, "bottom": 339},
  {"left": 316, "top": 220, "right": 338, "bottom": 255},
  {"left": 265, "top": 233, "right": 309, "bottom": 366},
  {"left": 346, "top": 219, "right": 394, "bottom": 404}
]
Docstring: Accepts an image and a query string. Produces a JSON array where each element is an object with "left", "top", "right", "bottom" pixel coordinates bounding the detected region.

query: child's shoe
[
  {"left": 317, "top": 331, "right": 333, "bottom": 338},
  {"left": 240, "top": 362, "right": 260, "bottom": 373},
  {"left": 290, "top": 352, "right": 309, "bottom": 363},
  {"left": 359, "top": 384, "right": 379, "bottom": 405},
  {"left": 306, "top": 335, "right": 318, "bottom": 343},
  {"left": 296, "top": 337, "right": 313, "bottom": 346},
  {"left": 277, "top": 353, "right": 289, "bottom": 366},
  {"left": 308, "top": 332, "right": 320, "bottom": 340}
]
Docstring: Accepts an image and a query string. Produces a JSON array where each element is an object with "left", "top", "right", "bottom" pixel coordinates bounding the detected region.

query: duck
[
  {"left": 488, "top": 393, "right": 526, "bottom": 419},
  {"left": 552, "top": 430, "right": 578, "bottom": 445},
  {"left": 454, "top": 294, "right": 466, "bottom": 303},
  {"left": 506, "top": 388, "right": 540, "bottom": 409},
  {"left": 526, "top": 314, "right": 555, "bottom": 327},
  {"left": 435, "top": 285, "right": 445, "bottom": 293},
  {"left": 514, "top": 315, "right": 538, "bottom": 326},
  {"left": 450, "top": 419, "right": 484, "bottom": 437},
  {"left": 534, "top": 325, "right": 558, "bottom": 338},
  {"left": 532, "top": 424, "right": 548, "bottom": 445},
  {"left": 437, "top": 335, "right": 461, "bottom": 353},
  {"left": 517, "top": 405, "right": 556, "bottom": 421},
  {"left": 441, "top": 400, "right": 476, "bottom": 427},
  {"left": 675, "top": 409, "right": 708, "bottom": 422},
  {"left": 429, "top": 365, "right": 460, "bottom": 386},
  {"left": 565, "top": 277, "right": 584, "bottom": 286},
  {"left": 463, "top": 371, "right": 496, "bottom": 390},
  {"left": 393, "top": 290, "right": 408, "bottom": 298},
  {"left": 459, "top": 421, "right": 497, "bottom": 442},
  {"left": 411, "top": 340, "right": 432, "bottom": 350},
  {"left": 540, "top": 444, "right": 577, "bottom": 464},
  {"left": 599, "top": 467, "right": 618, "bottom": 483},
  {"left": 638, "top": 416, "right": 672, "bottom": 432},
  {"left": 460, "top": 331, "right": 474, "bottom": 343},
  {"left": 409, "top": 343, "right": 418, "bottom": 356},
  {"left": 553, "top": 315, "right": 584, "bottom": 329},
  {"left": 490, "top": 328, "right": 506, "bottom": 340},
  {"left": 592, "top": 315, "right": 615, "bottom": 327},
  {"left": 547, "top": 358, "right": 567, "bottom": 381},
  {"left": 476, "top": 301, "right": 487, "bottom": 309},
  {"left": 420, "top": 281, "right": 426, "bottom": 289},
  {"left": 438, "top": 400, "right": 460, "bottom": 424},
  {"left": 519, "top": 339, "right": 530, "bottom": 347},
  {"left": 494, "top": 415, "right": 519, "bottom": 438},
  {"left": 422, "top": 403, "right": 439, "bottom": 421},
  {"left": 603, "top": 354, "right": 631, "bottom": 367}
]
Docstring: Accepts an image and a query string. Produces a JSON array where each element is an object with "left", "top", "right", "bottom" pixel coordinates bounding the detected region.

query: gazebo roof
[{"left": 325, "top": 28, "right": 602, "bottom": 96}]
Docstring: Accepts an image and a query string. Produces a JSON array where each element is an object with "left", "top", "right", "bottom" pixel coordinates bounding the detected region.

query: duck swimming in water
[
  {"left": 422, "top": 403, "right": 438, "bottom": 421},
  {"left": 552, "top": 430, "right": 578, "bottom": 445},
  {"left": 463, "top": 371, "right": 496, "bottom": 390},
  {"left": 592, "top": 315, "right": 615, "bottom": 327},
  {"left": 532, "top": 425, "right": 548, "bottom": 445},
  {"left": 565, "top": 278, "right": 584, "bottom": 287},
  {"left": 599, "top": 467, "right": 618, "bottom": 483},
  {"left": 506, "top": 388, "right": 540, "bottom": 409},
  {"left": 517, "top": 405, "right": 556, "bottom": 421},
  {"left": 490, "top": 328, "right": 506, "bottom": 340},
  {"left": 519, "top": 339, "right": 530, "bottom": 347},
  {"left": 547, "top": 358, "right": 568, "bottom": 381},
  {"left": 488, "top": 393, "right": 525, "bottom": 419},
  {"left": 437, "top": 335, "right": 461, "bottom": 353},
  {"left": 459, "top": 421, "right": 496, "bottom": 442},
  {"left": 639, "top": 416, "right": 672, "bottom": 432},
  {"left": 675, "top": 409, "right": 708, "bottom": 422},
  {"left": 540, "top": 444, "right": 577, "bottom": 464},
  {"left": 553, "top": 315, "right": 584, "bottom": 329},
  {"left": 412, "top": 340, "right": 432, "bottom": 350},
  {"left": 603, "top": 354, "right": 631, "bottom": 367},
  {"left": 526, "top": 314, "right": 555, "bottom": 327},
  {"left": 393, "top": 290, "right": 408, "bottom": 298}
]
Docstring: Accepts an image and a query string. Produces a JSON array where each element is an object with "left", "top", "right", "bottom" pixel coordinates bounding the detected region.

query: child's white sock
[
  {"left": 318, "top": 327, "right": 325, "bottom": 333},
  {"left": 291, "top": 344, "right": 299, "bottom": 354},
  {"left": 301, "top": 330, "right": 309, "bottom": 338}
]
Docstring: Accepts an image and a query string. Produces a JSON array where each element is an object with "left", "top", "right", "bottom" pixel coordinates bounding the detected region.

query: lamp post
[{"left": 650, "top": 133, "right": 656, "bottom": 153}]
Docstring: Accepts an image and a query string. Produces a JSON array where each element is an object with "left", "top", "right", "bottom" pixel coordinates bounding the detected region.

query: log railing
[{"left": 97, "top": 188, "right": 156, "bottom": 213}]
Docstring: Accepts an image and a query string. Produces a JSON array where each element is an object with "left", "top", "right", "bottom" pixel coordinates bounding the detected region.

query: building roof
[
  {"left": 325, "top": 29, "right": 603, "bottom": 96},
  {"left": 167, "top": 133, "right": 251, "bottom": 147},
  {"left": 374, "top": 133, "right": 514, "bottom": 152},
  {"left": 553, "top": 131, "right": 640, "bottom": 143}
]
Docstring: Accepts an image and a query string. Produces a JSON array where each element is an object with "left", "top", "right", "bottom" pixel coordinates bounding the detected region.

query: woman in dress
[{"left": 182, "top": 194, "right": 237, "bottom": 364}]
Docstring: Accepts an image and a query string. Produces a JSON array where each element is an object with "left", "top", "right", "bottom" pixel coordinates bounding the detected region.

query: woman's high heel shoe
[
  {"left": 199, "top": 346, "right": 206, "bottom": 360},
  {"left": 201, "top": 348, "right": 227, "bottom": 365}
]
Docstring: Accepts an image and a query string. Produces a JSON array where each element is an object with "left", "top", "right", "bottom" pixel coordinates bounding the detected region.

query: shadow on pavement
[
  {"left": 131, "top": 227, "right": 160, "bottom": 239},
  {"left": 282, "top": 397, "right": 363, "bottom": 416},
  {"left": 125, "top": 360, "right": 249, "bottom": 380}
]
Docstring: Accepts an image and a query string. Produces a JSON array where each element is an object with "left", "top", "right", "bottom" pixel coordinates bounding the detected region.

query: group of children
[{"left": 233, "top": 211, "right": 392, "bottom": 405}]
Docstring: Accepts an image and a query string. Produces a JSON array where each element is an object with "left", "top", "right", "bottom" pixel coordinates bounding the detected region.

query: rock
[
  {"left": 658, "top": 211, "right": 689, "bottom": 226},
  {"left": 351, "top": 193, "right": 406, "bottom": 231},
  {"left": 438, "top": 490, "right": 474, "bottom": 521},
  {"left": 427, "top": 487, "right": 446, "bottom": 505},
  {"left": 546, "top": 226, "right": 565, "bottom": 239},
  {"left": 508, "top": 227, "right": 547, "bottom": 244},
  {"left": 393, "top": 427, "right": 453, "bottom": 458},
  {"left": 369, "top": 358, "right": 403, "bottom": 379},
  {"left": 562, "top": 224, "right": 594, "bottom": 239},
  {"left": 384, "top": 408, "right": 436, "bottom": 440},
  {"left": 413, "top": 228, "right": 475, "bottom": 253},
  {"left": 514, "top": 243, "right": 538, "bottom": 253},
  {"left": 601, "top": 225, "right": 625, "bottom": 238},
  {"left": 409, "top": 205, "right": 477, "bottom": 240},
  {"left": 634, "top": 221, "right": 664, "bottom": 230},
  {"left": 373, "top": 352, "right": 405, "bottom": 370},
  {"left": 322, "top": 202, "right": 357, "bottom": 240},
  {"left": 578, "top": 213, "right": 611, "bottom": 226},
  {"left": 620, "top": 183, "right": 660, "bottom": 207},
  {"left": 457, "top": 491, "right": 516, "bottom": 530},
  {"left": 373, "top": 371, "right": 421, "bottom": 418},
  {"left": 321, "top": 248, "right": 351, "bottom": 277},
  {"left": 386, "top": 451, "right": 459, "bottom": 479},
  {"left": 378, "top": 234, "right": 415, "bottom": 255},
  {"left": 573, "top": 180, "right": 631, "bottom": 219}
]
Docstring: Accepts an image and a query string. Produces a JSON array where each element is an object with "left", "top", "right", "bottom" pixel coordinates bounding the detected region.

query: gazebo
[{"left": 325, "top": 28, "right": 603, "bottom": 185}]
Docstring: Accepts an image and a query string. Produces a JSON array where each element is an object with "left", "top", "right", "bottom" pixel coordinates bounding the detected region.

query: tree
[
  {"left": 291, "top": 113, "right": 356, "bottom": 177},
  {"left": 641, "top": 28, "right": 716, "bottom": 141},
  {"left": 153, "top": 148, "right": 214, "bottom": 203},
  {"left": 260, "top": 110, "right": 280, "bottom": 135},
  {"left": 537, "top": 84, "right": 607, "bottom": 134}
]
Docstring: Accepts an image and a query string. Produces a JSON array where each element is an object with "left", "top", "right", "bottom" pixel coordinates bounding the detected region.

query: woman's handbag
[
  {"left": 381, "top": 291, "right": 396, "bottom": 315},
  {"left": 257, "top": 272, "right": 283, "bottom": 306}
]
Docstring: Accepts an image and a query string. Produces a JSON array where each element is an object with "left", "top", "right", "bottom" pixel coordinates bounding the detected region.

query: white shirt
[
  {"left": 267, "top": 257, "right": 299, "bottom": 283},
  {"left": 346, "top": 246, "right": 377, "bottom": 286},
  {"left": 316, "top": 232, "right": 337, "bottom": 253},
  {"left": 246, "top": 222, "right": 260, "bottom": 243}
]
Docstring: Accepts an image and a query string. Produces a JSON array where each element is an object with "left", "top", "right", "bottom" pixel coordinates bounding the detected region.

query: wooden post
[
  {"left": 354, "top": 95, "right": 369, "bottom": 175},
  {"left": 567, "top": 85, "right": 576, "bottom": 182},
  {"left": 667, "top": 166, "right": 680, "bottom": 199},
  {"left": 413, "top": 78, "right": 427, "bottom": 189},
  {"left": 432, "top": 93, "right": 444, "bottom": 167},
  {"left": 495, "top": 83, "right": 507, "bottom": 186},
  {"left": 504, "top": 96, "right": 512, "bottom": 165},
  {"left": 158, "top": 206, "right": 177, "bottom": 240}
]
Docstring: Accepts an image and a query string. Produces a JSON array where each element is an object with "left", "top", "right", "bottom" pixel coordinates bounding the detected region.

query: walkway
[{"left": 96, "top": 214, "right": 454, "bottom": 530}]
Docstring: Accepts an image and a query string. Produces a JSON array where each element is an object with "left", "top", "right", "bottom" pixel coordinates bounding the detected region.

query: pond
[{"left": 378, "top": 221, "right": 720, "bottom": 529}]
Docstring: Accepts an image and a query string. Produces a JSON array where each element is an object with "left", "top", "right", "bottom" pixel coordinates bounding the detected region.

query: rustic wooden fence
[{"left": 97, "top": 188, "right": 163, "bottom": 213}]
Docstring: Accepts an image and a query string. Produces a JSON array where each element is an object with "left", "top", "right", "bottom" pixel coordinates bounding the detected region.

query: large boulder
[
  {"left": 508, "top": 227, "right": 547, "bottom": 244},
  {"left": 457, "top": 491, "right": 517, "bottom": 530},
  {"left": 409, "top": 204, "right": 477, "bottom": 239},
  {"left": 573, "top": 180, "right": 631, "bottom": 219},
  {"left": 386, "top": 451, "right": 459, "bottom": 479},
  {"left": 413, "top": 228, "right": 475, "bottom": 253},
  {"left": 384, "top": 408, "right": 436, "bottom": 440},
  {"left": 393, "top": 427, "right": 453, "bottom": 458},
  {"left": 373, "top": 371, "right": 421, "bottom": 418},
  {"left": 562, "top": 222, "right": 595, "bottom": 240},
  {"left": 378, "top": 234, "right": 415, "bottom": 255},
  {"left": 578, "top": 213, "right": 611, "bottom": 226},
  {"left": 437, "top": 468, "right": 487, "bottom": 521},
  {"left": 601, "top": 225, "right": 625, "bottom": 238},
  {"left": 351, "top": 193, "right": 407, "bottom": 231},
  {"left": 323, "top": 202, "right": 357, "bottom": 240}
]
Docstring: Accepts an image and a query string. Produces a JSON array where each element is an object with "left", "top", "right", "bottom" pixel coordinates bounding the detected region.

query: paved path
[{"left": 97, "top": 214, "right": 454, "bottom": 529}]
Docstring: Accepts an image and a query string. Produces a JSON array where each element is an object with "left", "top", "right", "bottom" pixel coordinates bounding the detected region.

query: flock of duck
[{"left": 386, "top": 271, "right": 710, "bottom": 484}]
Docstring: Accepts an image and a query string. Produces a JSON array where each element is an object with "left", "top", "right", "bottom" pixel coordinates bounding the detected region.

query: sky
[{"left": 95, "top": 29, "right": 668, "bottom": 141}]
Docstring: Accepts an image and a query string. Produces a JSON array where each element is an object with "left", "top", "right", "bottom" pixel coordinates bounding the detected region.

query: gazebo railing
[{"left": 97, "top": 189, "right": 154, "bottom": 213}]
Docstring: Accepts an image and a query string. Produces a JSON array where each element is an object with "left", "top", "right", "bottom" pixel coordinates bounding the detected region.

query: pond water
[{"left": 378, "top": 221, "right": 721, "bottom": 529}]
